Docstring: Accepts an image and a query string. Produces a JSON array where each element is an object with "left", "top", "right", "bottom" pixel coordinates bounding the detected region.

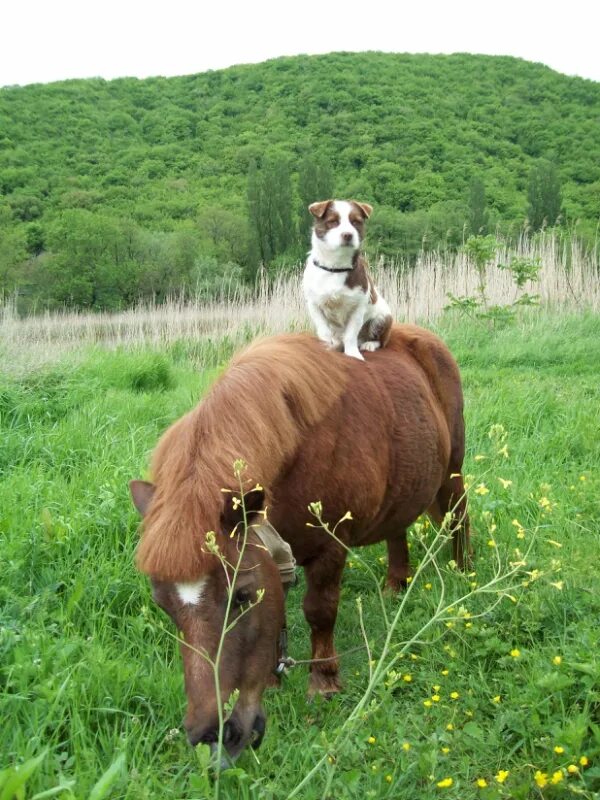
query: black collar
[{"left": 312, "top": 258, "right": 353, "bottom": 273}]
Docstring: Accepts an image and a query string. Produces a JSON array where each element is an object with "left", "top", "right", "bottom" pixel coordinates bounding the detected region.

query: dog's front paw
[
  {"left": 360, "top": 340, "right": 381, "bottom": 352},
  {"left": 345, "top": 348, "right": 365, "bottom": 361}
]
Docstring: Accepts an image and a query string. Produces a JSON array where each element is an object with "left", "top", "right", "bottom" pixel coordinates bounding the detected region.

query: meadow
[{"left": 1, "top": 251, "right": 600, "bottom": 798}]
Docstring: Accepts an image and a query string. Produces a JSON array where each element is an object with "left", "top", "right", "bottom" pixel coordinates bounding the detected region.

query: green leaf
[
  {"left": 88, "top": 754, "right": 126, "bottom": 800},
  {"left": 0, "top": 751, "right": 47, "bottom": 800},
  {"left": 535, "top": 673, "right": 574, "bottom": 691},
  {"left": 463, "top": 722, "right": 485, "bottom": 741}
]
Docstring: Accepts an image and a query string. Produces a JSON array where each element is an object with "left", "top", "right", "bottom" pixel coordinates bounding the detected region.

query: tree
[
  {"left": 467, "top": 177, "right": 488, "bottom": 235},
  {"left": 247, "top": 157, "right": 295, "bottom": 276},
  {"left": 297, "top": 156, "right": 334, "bottom": 245},
  {"left": 527, "top": 160, "right": 563, "bottom": 230}
]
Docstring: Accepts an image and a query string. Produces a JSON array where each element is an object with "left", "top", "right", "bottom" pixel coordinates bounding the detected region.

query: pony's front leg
[{"left": 303, "top": 550, "right": 346, "bottom": 698}]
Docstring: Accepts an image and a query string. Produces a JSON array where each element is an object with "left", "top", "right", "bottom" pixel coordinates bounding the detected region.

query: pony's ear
[
  {"left": 130, "top": 480, "right": 155, "bottom": 517},
  {"left": 308, "top": 200, "right": 333, "bottom": 219},
  {"left": 222, "top": 487, "right": 265, "bottom": 533},
  {"left": 351, "top": 200, "right": 373, "bottom": 219}
]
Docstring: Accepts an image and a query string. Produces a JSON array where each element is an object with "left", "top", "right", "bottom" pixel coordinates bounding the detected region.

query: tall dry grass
[{"left": 1, "top": 233, "right": 598, "bottom": 372}]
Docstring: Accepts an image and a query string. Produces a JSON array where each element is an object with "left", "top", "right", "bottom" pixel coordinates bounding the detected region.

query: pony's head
[{"left": 130, "top": 478, "right": 286, "bottom": 763}]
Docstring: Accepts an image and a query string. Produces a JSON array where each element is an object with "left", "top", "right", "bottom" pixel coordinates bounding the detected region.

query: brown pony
[{"left": 130, "top": 324, "right": 470, "bottom": 762}]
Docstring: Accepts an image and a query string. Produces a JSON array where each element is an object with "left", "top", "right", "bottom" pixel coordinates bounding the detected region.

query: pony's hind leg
[
  {"left": 302, "top": 549, "right": 346, "bottom": 698},
  {"left": 428, "top": 472, "right": 471, "bottom": 569},
  {"left": 386, "top": 532, "right": 410, "bottom": 591}
]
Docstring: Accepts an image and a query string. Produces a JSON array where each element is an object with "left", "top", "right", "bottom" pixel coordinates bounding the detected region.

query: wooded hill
[{"left": 1, "top": 52, "right": 599, "bottom": 310}]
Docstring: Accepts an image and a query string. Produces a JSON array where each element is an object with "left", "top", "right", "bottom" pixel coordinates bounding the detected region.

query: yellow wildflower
[
  {"left": 534, "top": 770, "right": 548, "bottom": 787},
  {"left": 367, "top": 736, "right": 376, "bottom": 744},
  {"left": 403, "top": 674, "right": 412, "bottom": 683},
  {"left": 546, "top": 539, "right": 562, "bottom": 548},
  {"left": 579, "top": 474, "right": 587, "bottom": 481},
  {"left": 495, "top": 769, "right": 509, "bottom": 783},
  {"left": 579, "top": 756, "right": 589, "bottom": 767},
  {"left": 498, "top": 478, "right": 512, "bottom": 488},
  {"left": 510, "top": 648, "right": 520, "bottom": 658},
  {"left": 436, "top": 777, "right": 453, "bottom": 788},
  {"left": 498, "top": 444, "right": 509, "bottom": 458},
  {"left": 402, "top": 742, "right": 411, "bottom": 751},
  {"left": 551, "top": 770, "right": 564, "bottom": 784},
  {"left": 424, "top": 700, "right": 433, "bottom": 708},
  {"left": 475, "top": 483, "right": 489, "bottom": 495},
  {"left": 385, "top": 774, "right": 392, "bottom": 783},
  {"left": 476, "top": 778, "right": 488, "bottom": 788},
  {"left": 487, "top": 539, "right": 496, "bottom": 548},
  {"left": 492, "top": 695, "right": 501, "bottom": 704},
  {"left": 425, "top": 583, "right": 432, "bottom": 590},
  {"left": 441, "top": 747, "right": 450, "bottom": 754},
  {"left": 432, "top": 694, "right": 441, "bottom": 702},
  {"left": 550, "top": 581, "right": 564, "bottom": 590},
  {"left": 441, "top": 669, "right": 449, "bottom": 676},
  {"left": 474, "top": 454, "right": 486, "bottom": 462},
  {"left": 446, "top": 723, "right": 454, "bottom": 731},
  {"left": 567, "top": 764, "right": 578, "bottom": 774},
  {"left": 450, "top": 691, "right": 459, "bottom": 700},
  {"left": 554, "top": 746, "right": 564, "bottom": 754}
]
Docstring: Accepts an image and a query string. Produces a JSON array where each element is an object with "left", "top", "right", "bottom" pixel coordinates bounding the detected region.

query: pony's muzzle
[{"left": 185, "top": 713, "right": 266, "bottom": 755}]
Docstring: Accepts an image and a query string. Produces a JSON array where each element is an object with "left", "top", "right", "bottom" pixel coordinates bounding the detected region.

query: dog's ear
[
  {"left": 351, "top": 201, "right": 373, "bottom": 219},
  {"left": 308, "top": 200, "right": 333, "bottom": 219}
]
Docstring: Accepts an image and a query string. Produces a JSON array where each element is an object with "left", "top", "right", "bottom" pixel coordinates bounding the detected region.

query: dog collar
[{"left": 312, "top": 258, "right": 353, "bottom": 273}]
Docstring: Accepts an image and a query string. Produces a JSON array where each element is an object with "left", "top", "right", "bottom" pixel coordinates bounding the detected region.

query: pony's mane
[{"left": 136, "top": 333, "right": 348, "bottom": 580}]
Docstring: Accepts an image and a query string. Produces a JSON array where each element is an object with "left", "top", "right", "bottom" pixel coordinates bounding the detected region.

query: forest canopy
[{"left": 1, "top": 51, "right": 599, "bottom": 311}]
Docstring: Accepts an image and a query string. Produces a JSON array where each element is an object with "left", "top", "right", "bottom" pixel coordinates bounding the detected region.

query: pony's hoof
[
  {"left": 307, "top": 672, "right": 342, "bottom": 700},
  {"left": 385, "top": 575, "right": 410, "bottom": 593}
]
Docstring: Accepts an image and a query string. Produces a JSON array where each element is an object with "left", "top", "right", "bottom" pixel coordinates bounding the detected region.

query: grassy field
[{"left": 1, "top": 311, "right": 600, "bottom": 799}]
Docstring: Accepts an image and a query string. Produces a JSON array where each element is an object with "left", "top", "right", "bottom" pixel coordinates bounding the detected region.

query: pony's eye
[{"left": 234, "top": 588, "right": 251, "bottom": 606}]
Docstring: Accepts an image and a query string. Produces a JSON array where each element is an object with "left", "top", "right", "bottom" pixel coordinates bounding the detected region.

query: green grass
[{"left": 1, "top": 313, "right": 600, "bottom": 799}]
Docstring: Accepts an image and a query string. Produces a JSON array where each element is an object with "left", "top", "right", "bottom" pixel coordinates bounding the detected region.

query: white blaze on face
[
  {"left": 175, "top": 578, "right": 207, "bottom": 606},
  {"left": 326, "top": 200, "right": 359, "bottom": 250}
]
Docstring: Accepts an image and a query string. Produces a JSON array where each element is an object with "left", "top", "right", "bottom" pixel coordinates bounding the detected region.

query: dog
[{"left": 303, "top": 199, "right": 392, "bottom": 360}]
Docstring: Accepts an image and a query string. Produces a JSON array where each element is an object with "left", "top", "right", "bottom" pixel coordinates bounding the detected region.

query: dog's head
[{"left": 309, "top": 199, "right": 373, "bottom": 252}]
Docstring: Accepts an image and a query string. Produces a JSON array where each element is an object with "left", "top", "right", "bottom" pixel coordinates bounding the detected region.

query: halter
[{"left": 251, "top": 521, "right": 296, "bottom": 675}]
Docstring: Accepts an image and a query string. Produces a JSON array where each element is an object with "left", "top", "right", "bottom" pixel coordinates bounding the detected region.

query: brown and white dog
[{"left": 303, "top": 199, "right": 392, "bottom": 360}]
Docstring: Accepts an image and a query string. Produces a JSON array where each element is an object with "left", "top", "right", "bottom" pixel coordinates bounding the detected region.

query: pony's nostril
[
  {"left": 186, "top": 725, "right": 218, "bottom": 746},
  {"left": 251, "top": 714, "right": 266, "bottom": 750},
  {"left": 223, "top": 719, "right": 243, "bottom": 746}
]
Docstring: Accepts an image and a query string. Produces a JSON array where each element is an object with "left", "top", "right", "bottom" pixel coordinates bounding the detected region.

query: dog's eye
[{"left": 326, "top": 219, "right": 339, "bottom": 229}]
